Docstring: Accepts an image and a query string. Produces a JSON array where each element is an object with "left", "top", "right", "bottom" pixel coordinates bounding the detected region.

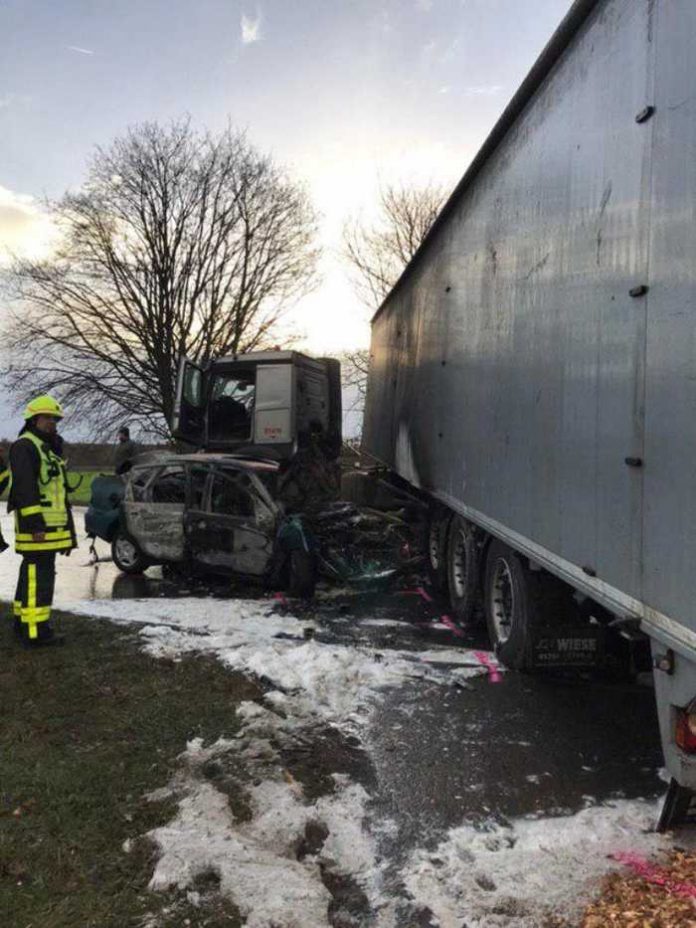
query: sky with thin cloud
[{"left": 0, "top": 0, "right": 571, "bottom": 435}]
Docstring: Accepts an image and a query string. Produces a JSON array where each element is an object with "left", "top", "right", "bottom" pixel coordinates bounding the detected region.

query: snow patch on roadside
[
  {"left": 65, "top": 594, "right": 663, "bottom": 926},
  {"left": 403, "top": 799, "right": 667, "bottom": 927},
  {"left": 64, "top": 596, "right": 490, "bottom": 728},
  {"left": 148, "top": 775, "right": 331, "bottom": 928},
  {"left": 144, "top": 715, "right": 396, "bottom": 928},
  {"left": 360, "top": 618, "right": 413, "bottom": 628}
]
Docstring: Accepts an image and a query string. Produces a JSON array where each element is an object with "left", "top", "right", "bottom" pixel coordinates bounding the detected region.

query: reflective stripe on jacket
[{"left": 9, "top": 431, "right": 75, "bottom": 553}]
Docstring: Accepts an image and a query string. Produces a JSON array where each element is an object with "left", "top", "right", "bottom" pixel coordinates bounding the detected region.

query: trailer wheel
[
  {"left": 446, "top": 515, "right": 479, "bottom": 624},
  {"left": 112, "top": 529, "right": 149, "bottom": 575},
  {"left": 484, "top": 541, "right": 539, "bottom": 670},
  {"left": 428, "top": 510, "right": 451, "bottom": 592}
]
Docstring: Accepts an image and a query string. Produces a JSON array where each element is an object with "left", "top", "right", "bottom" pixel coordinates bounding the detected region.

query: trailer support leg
[{"left": 657, "top": 778, "right": 696, "bottom": 832}]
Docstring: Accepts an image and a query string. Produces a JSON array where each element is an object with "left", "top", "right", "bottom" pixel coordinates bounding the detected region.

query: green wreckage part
[{"left": 277, "top": 515, "right": 312, "bottom": 553}]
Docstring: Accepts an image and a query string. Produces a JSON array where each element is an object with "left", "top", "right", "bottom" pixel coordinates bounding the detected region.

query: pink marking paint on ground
[
  {"left": 440, "top": 615, "right": 465, "bottom": 639},
  {"left": 611, "top": 852, "right": 696, "bottom": 900},
  {"left": 474, "top": 650, "right": 502, "bottom": 683}
]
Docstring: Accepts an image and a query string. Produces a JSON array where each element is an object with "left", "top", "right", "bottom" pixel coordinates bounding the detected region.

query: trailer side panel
[{"left": 364, "top": 0, "right": 656, "bottom": 605}]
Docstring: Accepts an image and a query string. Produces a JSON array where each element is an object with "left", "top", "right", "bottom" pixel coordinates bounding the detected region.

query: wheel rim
[
  {"left": 451, "top": 527, "right": 469, "bottom": 599},
  {"left": 490, "top": 557, "right": 515, "bottom": 643},
  {"left": 114, "top": 535, "right": 139, "bottom": 569}
]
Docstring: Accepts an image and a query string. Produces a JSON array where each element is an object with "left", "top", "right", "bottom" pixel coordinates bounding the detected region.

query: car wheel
[
  {"left": 287, "top": 549, "right": 317, "bottom": 599},
  {"left": 112, "top": 529, "right": 149, "bottom": 575}
]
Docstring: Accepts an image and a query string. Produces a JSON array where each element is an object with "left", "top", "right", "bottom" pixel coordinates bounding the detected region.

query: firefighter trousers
[{"left": 14, "top": 552, "right": 56, "bottom": 642}]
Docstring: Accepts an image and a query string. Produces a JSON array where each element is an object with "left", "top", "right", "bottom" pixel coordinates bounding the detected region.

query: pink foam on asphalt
[
  {"left": 612, "top": 851, "right": 696, "bottom": 900},
  {"left": 474, "top": 650, "right": 502, "bottom": 683},
  {"left": 440, "top": 615, "right": 465, "bottom": 639}
]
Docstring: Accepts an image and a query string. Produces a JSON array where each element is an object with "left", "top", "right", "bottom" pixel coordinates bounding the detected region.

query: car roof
[{"left": 133, "top": 453, "right": 280, "bottom": 473}]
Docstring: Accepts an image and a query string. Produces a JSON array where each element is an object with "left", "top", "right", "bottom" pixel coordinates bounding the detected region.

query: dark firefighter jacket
[
  {"left": 0, "top": 455, "right": 9, "bottom": 497},
  {"left": 8, "top": 426, "right": 77, "bottom": 552}
]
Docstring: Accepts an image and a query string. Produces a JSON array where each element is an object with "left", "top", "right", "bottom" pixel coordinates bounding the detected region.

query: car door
[
  {"left": 124, "top": 464, "right": 186, "bottom": 561},
  {"left": 187, "top": 466, "right": 275, "bottom": 576}
]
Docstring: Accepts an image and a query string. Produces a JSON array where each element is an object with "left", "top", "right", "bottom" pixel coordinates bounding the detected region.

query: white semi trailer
[{"left": 362, "top": 0, "right": 696, "bottom": 824}]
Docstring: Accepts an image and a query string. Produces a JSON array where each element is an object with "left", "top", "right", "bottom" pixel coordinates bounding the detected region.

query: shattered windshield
[{"left": 208, "top": 370, "right": 256, "bottom": 442}]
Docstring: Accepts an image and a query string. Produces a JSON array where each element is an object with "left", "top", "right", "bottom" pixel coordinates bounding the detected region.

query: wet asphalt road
[
  {"left": 0, "top": 516, "right": 665, "bottom": 862},
  {"left": 308, "top": 587, "right": 663, "bottom": 863}
]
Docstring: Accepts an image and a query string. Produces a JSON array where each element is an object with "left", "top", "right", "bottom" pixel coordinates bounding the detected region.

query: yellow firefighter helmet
[{"left": 23, "top": 394, "right": 65, "bottom": 421}]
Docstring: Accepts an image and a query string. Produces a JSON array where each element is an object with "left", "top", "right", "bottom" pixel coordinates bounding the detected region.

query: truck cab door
[
  {"left": 253, "top": 364, "right": 294, "bottom": 450},
  {"left": 171, "top": 357, "right": 207, "bottom": 446}
]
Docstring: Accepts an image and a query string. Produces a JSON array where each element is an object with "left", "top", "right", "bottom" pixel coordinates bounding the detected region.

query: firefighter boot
[{"left": 21, "top": 623, "right": 65, "bottom": 649}]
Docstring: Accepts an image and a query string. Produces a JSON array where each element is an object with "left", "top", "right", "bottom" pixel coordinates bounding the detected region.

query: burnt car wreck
[
  {"left": 85, "top": 351, "right": 420, "bottom": 595},
  {"left": 86, "top": 454, "right": 318, "bottom": 597}
]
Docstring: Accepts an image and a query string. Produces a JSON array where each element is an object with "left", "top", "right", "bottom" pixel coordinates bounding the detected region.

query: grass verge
[
  {"left": 66, "top": 470, "right": 105, "bottom": 506},
  {"left": 0, "top": 606, "right": 260, "bottom": 928}
]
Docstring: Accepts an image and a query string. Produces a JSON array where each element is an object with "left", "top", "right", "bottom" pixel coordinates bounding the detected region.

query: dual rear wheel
[{"left": 429, "top": 510, "right": 544, "bottom": 670}]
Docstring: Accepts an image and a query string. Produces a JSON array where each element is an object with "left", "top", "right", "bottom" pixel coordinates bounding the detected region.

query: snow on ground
[
  {"left": 0, "top": 515, "right": 670, "bottom": 927},
  {"left": 138, "top": 705, "right": 398, "bottom": 928},
  {"left": 70, "top": 593, "right": 670, "bottom": 927},
  {"left": 403, "top": 799, "right": 669, "bottom": 928},
  {"left": 146, "top": 737, "right": 336, "bottom": 928},
  {"left": 61, "top": 594, "right": 495, "bottom": 925},
  {"left": 62, "top": 596, "right": 492, "bottom": 727}
]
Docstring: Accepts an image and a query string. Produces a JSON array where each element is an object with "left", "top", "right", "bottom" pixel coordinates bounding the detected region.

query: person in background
[
  {"left": 0, "top": 452, "right": 9, "bottom": 553},
  {"left": 8, "top": 395, "right": 76, "bottom": 646},
  {"left": 114, "top": 425, "right": 137, "bottom": 475}
]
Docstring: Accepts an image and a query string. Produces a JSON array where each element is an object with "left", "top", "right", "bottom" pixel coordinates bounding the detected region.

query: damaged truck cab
[{"left": 171, "top": 351, "right": 342, "bottom": 460}]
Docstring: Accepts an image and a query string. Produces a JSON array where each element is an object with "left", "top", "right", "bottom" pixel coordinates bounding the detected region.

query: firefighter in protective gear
[{"left": 8, "top": 395, "right": 76, "bottom": 645}]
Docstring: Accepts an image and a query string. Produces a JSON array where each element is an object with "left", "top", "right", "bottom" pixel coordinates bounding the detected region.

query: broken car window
[
  {"left": 208, "top": 370, "right": 256, "bottom": 442},
  {"left": 128, "top": 467, "right": 154, "bottom": 502},
  {"left": 150, "top": 466, "right": 187, "bottom": 504},
  {"left": 209, "top": 471, "right": 255, "bottom": 518}
]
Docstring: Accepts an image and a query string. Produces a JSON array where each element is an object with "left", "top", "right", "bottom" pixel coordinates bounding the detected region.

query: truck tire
[
  {"left": 287, "top": 549, "right": 317, "bottom": 599},
  {"left": 483, "top": 540, "right": 539, "bottom": 670},
  {"left": 446, "top": 515, "right": 479, "bottom": 625},
  {"left": 428, "top": 510, "right": 451, "bottom": 592},
  {"left": 112, "top": 529, "right": 149, "bottom": 575}
]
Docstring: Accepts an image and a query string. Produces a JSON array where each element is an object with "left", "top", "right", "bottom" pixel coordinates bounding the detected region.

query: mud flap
[
  {"left": 657, "top": 778, "right": 696, "bottom": 832},
  {"left": 531, "top": 626, "right": 604, "bottom": 669}
]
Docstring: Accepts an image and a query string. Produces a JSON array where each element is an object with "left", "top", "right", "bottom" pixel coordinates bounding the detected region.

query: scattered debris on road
[{"left": 311, "top": 501, "right": 421, "bottom": 587}]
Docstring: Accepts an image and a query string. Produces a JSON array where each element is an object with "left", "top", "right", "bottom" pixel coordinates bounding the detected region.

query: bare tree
[
  {"left": 342, "top": 182, "right": 446, "bottom": 397},
  {"left": 339, "top": 348, "right": 372, "bottom": 399},
  {"left": 1, "top": 120, "right": 319, "bottom": 438},
  {"left": 343, "top": 182, "right": 446, "bottom": 311}
]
